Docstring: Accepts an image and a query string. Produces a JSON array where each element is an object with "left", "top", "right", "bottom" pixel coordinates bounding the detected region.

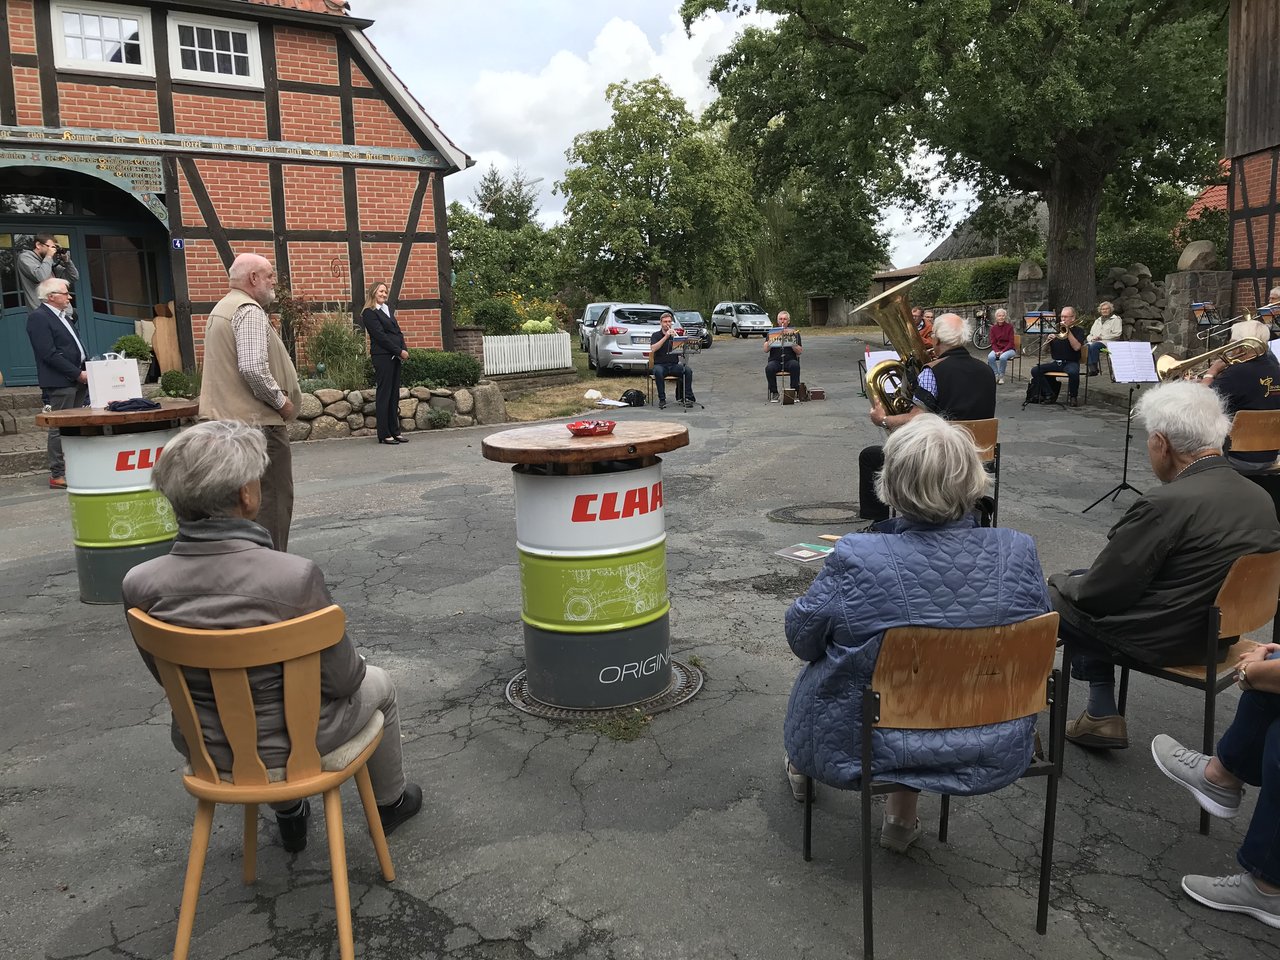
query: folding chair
[
  {"left": 801, "top": 612, "right": 1064, "bottom": 960},
  {"left": 126, "top": 605, "right": 396, "bottom": 960},
  {"left": 1111, "top": 552, "right": 1280, "bottom": 834},
  {"left": 1043, "top": 343, "right": 1090, "bottom": 407},
  {"left": 954, "top": 418, "right": 1000, "bottom": 526}
]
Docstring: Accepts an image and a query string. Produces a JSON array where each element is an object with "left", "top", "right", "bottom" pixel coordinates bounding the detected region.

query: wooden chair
[
  {"left": 1043, "top": 342, "right": 1090, "bottom": 407},
  {"left": 126, "top": 605, "right": 395, "bottom": 960},
  {"left": 1010, "top": 332, "right": 1024, "bottom": 381},
  {"left": 1110, "top": 551, "right": 1280, "bottom": 834},
  {"left": 801, "top": 612, "right": 1064, "bottom": 960},
  {"left": 954, "top": 418, "right": 1000, "bottom": 526},
  {"left": 645, "top": 351, "right": 702, "bottom": 409},
  {"left": 1227, "top": 410, "right": 1280, "bottom": 641}
]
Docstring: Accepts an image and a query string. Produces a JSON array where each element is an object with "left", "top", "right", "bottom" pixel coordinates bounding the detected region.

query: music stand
[{"left": 1083, "top": 341, "right": 1159, "bottom": 513}]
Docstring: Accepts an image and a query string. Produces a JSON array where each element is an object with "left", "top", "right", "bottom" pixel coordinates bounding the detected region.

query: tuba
[
  {"left": 1156, "top": 338, "right": 1267, "bottom": 381},
  {"left": 853, "top": 277, "right": 932, "bottom": 414}
]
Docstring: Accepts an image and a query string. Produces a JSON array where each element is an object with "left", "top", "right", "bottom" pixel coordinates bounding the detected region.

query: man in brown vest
[{"left": 198, "top": 254, "right": 301, "bottom": 551}]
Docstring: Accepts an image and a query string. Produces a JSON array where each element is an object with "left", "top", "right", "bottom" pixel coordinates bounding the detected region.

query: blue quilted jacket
[{"left": 783, "top": 516, "right": 1051, "bottom": 795}]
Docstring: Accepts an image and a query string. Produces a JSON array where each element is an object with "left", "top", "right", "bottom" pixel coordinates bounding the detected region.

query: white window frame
[
  {"left": 166, "top": 12, "right": 262, "bottom": 90},
  {"left": 51, "top": 1, "right": 155, "bottom": 78}
]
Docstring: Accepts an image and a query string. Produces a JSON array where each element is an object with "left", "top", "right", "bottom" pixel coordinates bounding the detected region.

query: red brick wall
[
  {"left": 397, "top": 309, "right": 444, "bottom": 349},
  {"left": 352, "top": 98, "right": 419, "bottom": 148},
  {"left": 9, "top": 0, "right": 37, "bottom": 55},
  {"left": 279, "top": 90, "right": 342, "bottom": 143},
  {"left": 274, "top": 26, "right": 339, "bottom": 84},
  {"left": 173, "top": 93, "right": 268, "bottom": 139},
  {"left": 398, "top": 244, "right": 440, "bottom": 300},
  {"left": 283, "top": 164, "right": 346, "bottom": 229},
  {"left": 360, "top": 242, "right": 400, "bottom": 290},
  {"left": 13, "top": 66, "right": 42, "bottom": 126},
  {"left": 355, "top": 168, "right": 420, "bottom": 231},
  {"left": 351, "top": 62, "right": 374, "bottom": 88},
  {"left": 1229, "top": 148, "right": 1280, "bottom": 311},
  {"left": 192, "top": 159, "right": 274, "bottom": 229},
  {"left": 59, "top": 83, "right": 160, "bottom": 130},
  {"left": 286, "top": 240, "right": 350, "bottom": 301},
  {"left": 177, "top": 164, "right": 205, "bottom": 227}
]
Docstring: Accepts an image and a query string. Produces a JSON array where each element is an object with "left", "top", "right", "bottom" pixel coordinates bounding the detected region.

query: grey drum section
[{"left": 523, "top": 613, "right": 672, "bottom": 709}]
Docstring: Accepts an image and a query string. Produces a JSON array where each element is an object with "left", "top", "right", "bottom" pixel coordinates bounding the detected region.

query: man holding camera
[{"left": 18, "top": 235, "right": 80, "bottom": 311}]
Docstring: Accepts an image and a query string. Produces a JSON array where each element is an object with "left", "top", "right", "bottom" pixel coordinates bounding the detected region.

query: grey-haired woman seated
[
  {"left": 122, "top": 420, "right": 422, "bottom": 851},
  {"left": 783, "top": 415, "right": 1051, "bottom": 851}
]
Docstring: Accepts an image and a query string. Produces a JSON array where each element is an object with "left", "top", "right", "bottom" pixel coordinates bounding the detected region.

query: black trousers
[
  {"left": 372, "top": 354, "right": 402, "bottom": 440},
  {"left": 766, "top": 358, "right": 801, "bottom": 393}
]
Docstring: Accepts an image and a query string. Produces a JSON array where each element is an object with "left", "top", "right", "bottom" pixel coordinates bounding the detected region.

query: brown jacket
[
  {"left": 122, "top": 532, "right": 366, "bottom": 771},
  {"left": 198, "top": 288, "right": 301, "bottom": 426}
]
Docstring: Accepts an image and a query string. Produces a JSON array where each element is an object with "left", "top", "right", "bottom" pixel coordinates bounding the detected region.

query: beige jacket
[{"left": 199, "top": 288, "right": 301, "bottom": 426}]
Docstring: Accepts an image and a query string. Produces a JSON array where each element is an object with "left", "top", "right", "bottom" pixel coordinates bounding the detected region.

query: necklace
[{"left": 1175, "top": 453, "right": 1220, "bottom": 479}]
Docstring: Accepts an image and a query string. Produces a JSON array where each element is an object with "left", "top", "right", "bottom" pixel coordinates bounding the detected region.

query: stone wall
[
  {"left": 1161, "top": 270, "right": 1234, "bottom": 360},
  {"left": 1006, "top": 279, "right": 1049, "bottom": 319},
  {"left": 454, "top": 325, "right": 484, "bottom": 364},
  {"left": 1098, "top": 264, "right": 1167, "bottom": 342},
  {"left": 287, "top": 380, "right": 508, "bottom": 441}
]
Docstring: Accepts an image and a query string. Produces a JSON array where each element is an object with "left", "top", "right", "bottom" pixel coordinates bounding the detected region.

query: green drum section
[
  {"left": 68, "top": 490, "right": 178, "bottom": 548},
  {"left": 519, "top": 540, "right": 669, "bottom": 633}
]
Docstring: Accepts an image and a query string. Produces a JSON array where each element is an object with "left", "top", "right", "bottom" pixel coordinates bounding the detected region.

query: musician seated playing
[
  {"left": 783, "top": 415, "right": 1050, "bottom": 852},
  {"left": 764, "top": 310, "right": 803, "bottom": 402},
  {"left": 1049, "top": 382, "right": 1280, "bottom": 751},
  {"left": 1028, "top": 306, "right": 1087, "bottom": 406},
  {"left": 859, "top": 312, "right": 995, "bottom": 523},
  {"left": 1202, "top": 319, "right": 1280, "bottom": 470},
  {"left": 649, "top": 311, "right": 695, "bottom": 410}
]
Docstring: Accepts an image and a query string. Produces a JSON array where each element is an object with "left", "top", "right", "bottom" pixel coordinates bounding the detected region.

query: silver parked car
[
  {"left": 710, "top": 301, "right": 771, "bottom": 338},
  {"left": 578, "top": 301, "right": 616, "bottom": 352},
  {"left": 589, "top": 303, "right": 675, "bottom": 374},
  {"left": 674, "top": 310, "right": 712, "bottom": 348}
]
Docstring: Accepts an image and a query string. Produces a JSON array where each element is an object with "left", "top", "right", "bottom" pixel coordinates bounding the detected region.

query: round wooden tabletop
[
  {"left": 36, "top": 398, "right": 199, "bottom": 428},
  {"left": 482, "top": 421, "right": 689, "bottom": 465}
]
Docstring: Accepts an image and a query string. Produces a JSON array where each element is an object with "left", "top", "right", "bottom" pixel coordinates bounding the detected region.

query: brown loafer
[{"left": 1066, "top": 711, "right": 1129, "bottom": 750}]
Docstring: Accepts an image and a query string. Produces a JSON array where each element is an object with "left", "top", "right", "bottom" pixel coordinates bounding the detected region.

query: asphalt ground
[{"left": 1, "top": 330, "right": 1272, "bottom": 960}]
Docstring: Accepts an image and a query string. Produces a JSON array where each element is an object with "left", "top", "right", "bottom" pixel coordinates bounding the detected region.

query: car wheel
[
  {"left": 587, "top": 348, "right": 596, "bottom": 370},
  {"left": 732, "top": 323, "right": 740, "bottom": 338}
]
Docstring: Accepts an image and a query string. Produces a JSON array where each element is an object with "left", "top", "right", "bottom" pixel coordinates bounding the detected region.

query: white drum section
[
  {"left": 63, "top": 429, "right": 179, "bottom": 494},
  {"left": 514, "top": 462, "right": 665, "bottom": 557}
]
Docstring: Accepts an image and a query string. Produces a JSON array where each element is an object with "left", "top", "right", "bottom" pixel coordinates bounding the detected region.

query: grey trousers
[
  {"left": 46, "top": 383, "right": 88, "bottom": 477},
  {"left": 259, "top": 424, "right": 293, "bottom": 552}
]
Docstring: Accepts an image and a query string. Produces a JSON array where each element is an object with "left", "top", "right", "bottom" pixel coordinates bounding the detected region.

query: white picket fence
[{"left": 482, "top": 332, "right": 573, "bottom": 375}]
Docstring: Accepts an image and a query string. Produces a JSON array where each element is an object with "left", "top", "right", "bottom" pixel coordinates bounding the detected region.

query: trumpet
[{"left": 1156, "top": 337, "right": 1267, "bottom": 381}]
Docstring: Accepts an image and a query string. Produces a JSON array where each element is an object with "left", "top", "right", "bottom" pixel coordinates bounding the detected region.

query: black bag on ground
[
  {"left": 620, "top": 389, "right": 646, "bottom": 407},
  {"left": 1023, "top": 377, "right": 1060, "bottom": 405}
]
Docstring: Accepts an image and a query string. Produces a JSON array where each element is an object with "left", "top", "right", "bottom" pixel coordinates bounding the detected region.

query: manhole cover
[
  {"left": 768, "top": 502, "right": 860, "bottom": 525},
  {"left": 505, "top": 659, "right": 704, "bottom": 721}
]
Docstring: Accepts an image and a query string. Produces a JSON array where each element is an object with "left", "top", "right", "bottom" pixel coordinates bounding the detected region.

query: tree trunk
[
  {"left": 648, "top": 271, "right": 661, "bottom": 304},
  {"left": 1043, "top": 162, "right": 1105, "bottom": 318}
]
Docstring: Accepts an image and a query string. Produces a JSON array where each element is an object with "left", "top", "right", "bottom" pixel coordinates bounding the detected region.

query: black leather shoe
[
  {"left": 378, "top": 438, "right": 399, "bottom": 445},
  {"left": 378, "top": 782, "right": 423, "bottom": 836},
  {"left": 393, "top": 435, "right": 409, "bottom": 443},
  {"left": 658, "top": 400, "right": 666, "bottom": 410},
  {"left": 276, "top": 799, "right": 310, "bottom": 853}
]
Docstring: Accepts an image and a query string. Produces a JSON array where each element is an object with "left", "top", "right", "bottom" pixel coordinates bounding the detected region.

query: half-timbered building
[{"left": 0, "top": 0, "right": 469, "bottom": 386}]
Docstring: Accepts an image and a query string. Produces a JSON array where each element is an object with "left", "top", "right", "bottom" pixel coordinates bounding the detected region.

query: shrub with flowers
[{"left": 470, "top": 291, "right": 568, "bottom": 336}]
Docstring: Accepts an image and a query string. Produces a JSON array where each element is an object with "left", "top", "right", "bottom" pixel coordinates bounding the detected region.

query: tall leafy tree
[
  {"left": 447, "top": 202, "right": 561, "bottom": 310},
  {"left": 683, "top": 0, "right": 1228, "bottom": 312},
  {"left": 558, "top": 78, "right": 758, "bottom": 303}
]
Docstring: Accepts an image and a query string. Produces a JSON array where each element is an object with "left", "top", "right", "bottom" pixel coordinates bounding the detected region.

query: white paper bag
[{"left": 86, "top": 352, "right": 142, "bottom": 408}]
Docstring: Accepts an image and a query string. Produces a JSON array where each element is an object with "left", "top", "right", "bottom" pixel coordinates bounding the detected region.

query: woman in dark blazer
[{"left": 362, "top": 280, "right": 409, "bottom": 444}]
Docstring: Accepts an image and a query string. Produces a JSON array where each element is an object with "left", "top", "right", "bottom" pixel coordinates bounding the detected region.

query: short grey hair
[
  {"left": 1269, "top": 286, "right": 1280, "bottom": 302},
  {"left": 152, "top": 420, "right": 269, "bottom": 521},
  {"left": 994, "top": 308, "right": 1009, "bottom": 321},
  {"left": 1135, "top": 381, "right": 1230, "bottom": 455},
  {"left": 874, "top": 414, "right": 989, "bottom": 523},
  {"left": 1230, "top": 319, "right": 1270, "bottom": 344},
  {"left": 932, "top": 312, "right": 971, "bottom": 347},
  {"left": 37, "top": 277, "right": 68, "bottom": 301}
]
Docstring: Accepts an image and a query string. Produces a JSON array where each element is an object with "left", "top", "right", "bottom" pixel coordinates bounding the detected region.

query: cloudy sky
[{"left": 360, "top": 0, "right": 948, "bottom": 268}]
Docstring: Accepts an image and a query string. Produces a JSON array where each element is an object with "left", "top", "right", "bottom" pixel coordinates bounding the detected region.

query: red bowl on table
[{"left": 567, "top": 419, "right": 616, "bottom": 437}]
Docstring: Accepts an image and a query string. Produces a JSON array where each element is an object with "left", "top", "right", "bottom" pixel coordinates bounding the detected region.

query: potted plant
[{"left": 113, "top": 333, "right": 153, "bottom": 382}]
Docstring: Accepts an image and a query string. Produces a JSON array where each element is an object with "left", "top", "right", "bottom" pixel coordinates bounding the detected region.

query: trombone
[{"left": 1156, "top": 337, "right": 1268, "bottom": 381}]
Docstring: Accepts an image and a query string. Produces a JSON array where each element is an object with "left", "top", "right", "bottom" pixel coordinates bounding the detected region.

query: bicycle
[{"left": 970, "top": 306, "right": 992, "bottom": 351}]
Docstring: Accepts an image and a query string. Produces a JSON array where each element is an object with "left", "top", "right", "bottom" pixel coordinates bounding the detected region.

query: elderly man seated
[
  {"left": 122, "top": 420, "right": 422, "bottom": 851},
  {"left": 1050, "top": 382, "right": 1280, "bottom": 750},
  {"left": 784, "top": 415, "right": 1049, "bottom": 850}
]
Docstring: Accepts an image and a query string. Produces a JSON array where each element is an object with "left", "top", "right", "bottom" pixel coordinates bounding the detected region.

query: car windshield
[
  {"left": 675, "top": 312, "right": 702, "bottom": 324},
  {"left": 612, "top": 308, "right": 667, "bottom": 325},
  {"left": 735, "top": 303, "right": 765, "bottom": 316}
]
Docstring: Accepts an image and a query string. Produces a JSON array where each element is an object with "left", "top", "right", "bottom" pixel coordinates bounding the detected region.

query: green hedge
[
  {"left": 472, "top": 298, "right": 521, "bottom": 336},
  {"left": 914, "top": 257, "right": 1022, "bottom": 306},
  {"left": 402, "top": 349, "right": 482, "bottom": 388},
  {"left": 306, "top": 319, "right": 369, "bottom": 390}
]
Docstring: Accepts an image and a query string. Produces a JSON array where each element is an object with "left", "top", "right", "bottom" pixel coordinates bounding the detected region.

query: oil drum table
[
  {"left": 36, "top": 400, "right": 196, "bottom": 603},
  {"left": 482, "top": 421, "right": 701, "bottom": 713}
]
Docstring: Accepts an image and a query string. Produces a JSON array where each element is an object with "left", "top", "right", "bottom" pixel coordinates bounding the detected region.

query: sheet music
[
  {"left": 866, "top": 349, "right": 898, "bottom": 369},
  {"left": 1104, "top": 341, "right": 1159, "bottom": 383},
  {"left": 1269, "top": 339, "right": 1280, "bottom": 363}
]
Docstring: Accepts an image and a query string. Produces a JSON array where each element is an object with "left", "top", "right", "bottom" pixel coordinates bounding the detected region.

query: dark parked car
[{"left": 675, "top": 310, "right": 712, "bottom": 348}]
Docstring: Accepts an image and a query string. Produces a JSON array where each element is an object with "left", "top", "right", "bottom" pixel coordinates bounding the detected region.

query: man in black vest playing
[{"left": 858, "top": 312, "right": 996, "bottom": 522}]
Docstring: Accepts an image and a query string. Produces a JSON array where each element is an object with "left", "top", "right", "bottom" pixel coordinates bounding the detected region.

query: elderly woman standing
[
  {"left": 362, "top": 280, "right": 409, "bottom": 445},
  {"left": 986, "top": 308, "right": 1017, "bottom": 383},
  {"left": 122, "top": 421, "right": 422, "bottom": 852},
  {"left": 783, "top": 415, "right": 1050, "bottom": 851}
]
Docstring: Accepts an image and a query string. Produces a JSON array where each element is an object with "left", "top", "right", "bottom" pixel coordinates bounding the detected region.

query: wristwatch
[{"left": 1238, "top": 661, "right": 1251, "bottom": 689}]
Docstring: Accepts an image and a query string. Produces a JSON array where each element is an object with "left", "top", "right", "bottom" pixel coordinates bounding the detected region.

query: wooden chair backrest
[
  {"left": 126, "top": 605, "right": 347, "bottom": 786},
  {"left": 1013, "top": 333, "right": 1022, "bottom": 351},
  {"left": 1214, "top": 552, "right": 1280, "bottom": 638},
  {"left": 1228, "top": 409, "right": 1280, "bottom": 453},
  {"left": 871, "top": 613, "right": 1059, "bottom": 729},
  {"left": 954, "top": 418, "right": 998, "bottom": 462}
]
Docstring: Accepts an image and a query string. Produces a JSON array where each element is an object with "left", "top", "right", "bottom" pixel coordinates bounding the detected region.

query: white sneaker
[{"left": 997, "top": 377, "right": 1004, "bottom": 384}]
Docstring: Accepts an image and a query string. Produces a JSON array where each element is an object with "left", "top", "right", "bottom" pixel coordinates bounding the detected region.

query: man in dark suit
[{"left": 26, "top": 277, "right": 87, "bottom": 489}]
